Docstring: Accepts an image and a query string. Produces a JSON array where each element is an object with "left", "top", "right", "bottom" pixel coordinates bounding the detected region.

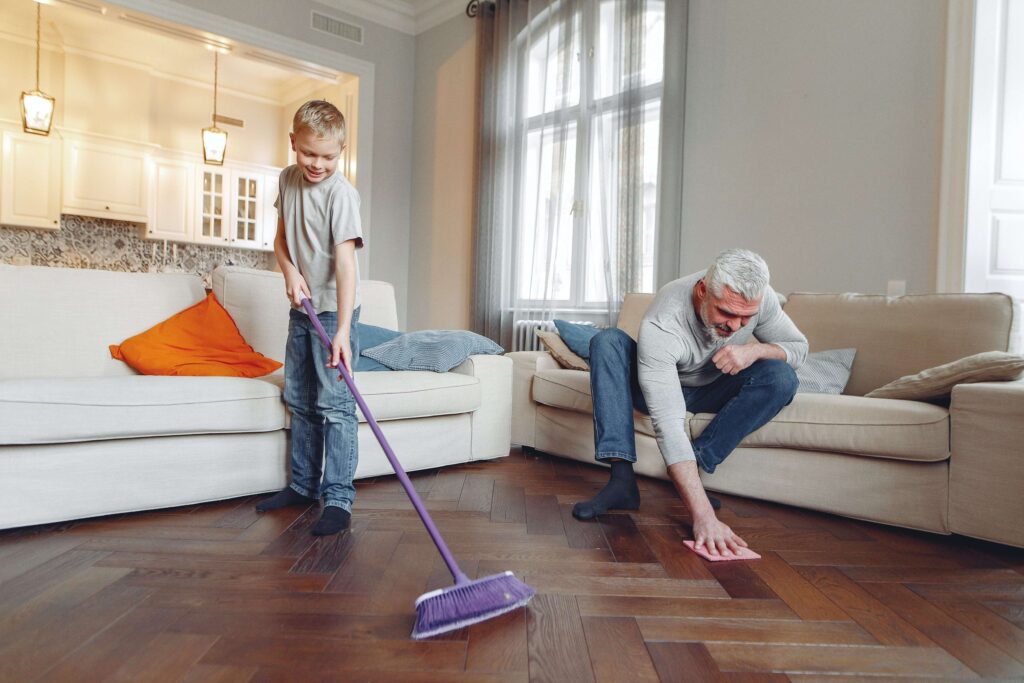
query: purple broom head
[{"left": 412, "top": 571, "right": 535, "bottom": 639}]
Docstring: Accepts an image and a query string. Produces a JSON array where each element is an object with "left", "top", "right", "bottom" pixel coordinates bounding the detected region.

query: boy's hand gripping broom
[{"left": 300, "top": 297, "right": 535, "bottom": 639}]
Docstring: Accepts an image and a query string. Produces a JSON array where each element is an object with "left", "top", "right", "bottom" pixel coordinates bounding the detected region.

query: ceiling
[{"left": 0, "top": 0, "right": 339, "bottom": 104}]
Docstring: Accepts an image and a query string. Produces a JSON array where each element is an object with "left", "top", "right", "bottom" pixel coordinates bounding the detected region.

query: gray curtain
[{"left": 473, "top": 0, "right": 687, "bottom": 349}]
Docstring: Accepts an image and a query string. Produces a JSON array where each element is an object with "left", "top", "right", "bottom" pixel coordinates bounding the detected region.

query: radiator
[{"left": 512, "top": 319, "right": 557, "bottom": 352}]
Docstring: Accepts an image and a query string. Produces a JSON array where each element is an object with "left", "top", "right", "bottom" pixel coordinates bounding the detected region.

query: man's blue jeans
[
  {"left": 590, "top": 328, "right": 798, "bottom": 473},
  {"left": 283, "top": 306, "right": 361, "bottom": 511}
]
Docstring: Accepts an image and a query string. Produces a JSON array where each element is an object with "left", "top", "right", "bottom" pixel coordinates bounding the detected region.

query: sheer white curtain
[{"left": 474, "top": 0, "right": 683, "bottom": 350}]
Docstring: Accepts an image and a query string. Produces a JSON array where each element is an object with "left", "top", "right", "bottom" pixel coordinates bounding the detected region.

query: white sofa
[
  {"left": 0, "top": 264, "right": 512, "bottom": 530},
  {"left": 510, "top": 291, "right": 1024, "bottom": 548}
]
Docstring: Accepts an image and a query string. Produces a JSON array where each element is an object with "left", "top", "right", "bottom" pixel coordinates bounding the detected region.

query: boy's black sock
[
  {"left": 255, "top": 488, "right": 316, "bottom": 512},
  {"left": 572, "top": 459, "right": 640, "bottom": 521},
  {"left": 312, "top": 507, "right": 351, "bottom": 536}
]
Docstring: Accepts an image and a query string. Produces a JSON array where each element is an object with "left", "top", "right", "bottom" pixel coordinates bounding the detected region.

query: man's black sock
[
  {"left": 255, "top": 488, "right": 316, "bottom": 512},
  {"left": 572, "top": 460, "right": 640, "bottom": 521},
  {"left": 312, "top": 507, "right": 351, "bottom": 536}
]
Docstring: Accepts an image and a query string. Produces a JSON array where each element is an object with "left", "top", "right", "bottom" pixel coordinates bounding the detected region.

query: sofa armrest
[
  {"left": 451, "top": 354, "right": 513, "bottom": 460},
  {"left": 506, "top": 351, "right": 559, "bottom": 448},
  {"left": 949, "top": 380, "right": 1024, "bottom": 548}
]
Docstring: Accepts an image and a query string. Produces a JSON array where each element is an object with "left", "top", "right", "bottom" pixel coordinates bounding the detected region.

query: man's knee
[
  {"left": 753, "top": 359, "right": 799, "bottom": 403},
  {"left": 589, "top": 327, "right": 633, "bottom": 359}
]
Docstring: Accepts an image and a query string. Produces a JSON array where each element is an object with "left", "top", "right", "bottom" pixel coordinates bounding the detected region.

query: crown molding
[
  {"left": 415, "top": 0, "right": 471, "bottom": 34},
  {"left": 314, "top": 0, "right": 467, "bottom": 36}
]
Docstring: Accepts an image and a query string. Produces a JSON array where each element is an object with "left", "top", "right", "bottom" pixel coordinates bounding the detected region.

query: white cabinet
[
  {"left": 0, "top": 129, "right": 61, "bottom": 230},
  {"left": 146, "top": 157, "right": 194, "bottom": 242},
  {"left": 63, "top": 137, "right": 150, "bottom": 222},
  {"left": 195, "top": 167, "right": 229, "bottom": 246},
  {"left": 260, "top": 171, "right": 280, "bottom": 251},
  {"left": 229, "top": 170, "right": 263, "bottom": 250}
]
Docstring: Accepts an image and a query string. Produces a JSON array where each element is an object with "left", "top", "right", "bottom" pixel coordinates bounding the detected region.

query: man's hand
[
  {"left": 692, "top": 514, "right": 748, "bottom": 556},
  {"left": 284, "top": 273, "right": 311, "bottom": 308},
  {"left": 711, "top": 344, "right": 761, "bottom": 375},
  {"left": 329, "top": 329, "right": 352, "bottom": 375}
]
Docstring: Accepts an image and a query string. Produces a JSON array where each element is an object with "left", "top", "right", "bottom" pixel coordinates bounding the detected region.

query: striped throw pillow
[{"left": 796, "top": 348, "right": 857, "bottom": 395}]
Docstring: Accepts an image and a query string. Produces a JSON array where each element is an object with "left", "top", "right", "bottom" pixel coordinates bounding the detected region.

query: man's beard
[{"left": 700, "top": 298, "right": 736, "bottom": 345}]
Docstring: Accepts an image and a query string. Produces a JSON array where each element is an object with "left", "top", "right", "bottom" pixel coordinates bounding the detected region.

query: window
[{"left": 514, "top": 0, "right": 664, "bottom": 310}]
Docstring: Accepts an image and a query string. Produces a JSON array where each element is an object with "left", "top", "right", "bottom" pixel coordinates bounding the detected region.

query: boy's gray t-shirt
[
  {"left": 275, "top": 165, "right": 363, "bottom": 313},
  {"left": 636, "top": 270, "right": 808, "bottom": 466}
]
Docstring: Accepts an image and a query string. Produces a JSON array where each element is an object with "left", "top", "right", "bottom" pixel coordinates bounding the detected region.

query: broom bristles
[{"left": 412, "top": 571, "right": 535, "bottom": 640}]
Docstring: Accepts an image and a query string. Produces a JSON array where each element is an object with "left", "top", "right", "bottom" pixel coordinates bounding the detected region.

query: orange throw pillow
[{"left": 109, "top": 292, "right": 283, "bottom": 377}]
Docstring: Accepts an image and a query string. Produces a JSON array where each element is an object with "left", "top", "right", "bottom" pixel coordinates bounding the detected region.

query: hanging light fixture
[
  {"left": 201, "top": 50, "right": 227, "bottom": 165},
  {"left": 21, "top": 2, "right": 56, "bottom": 136}
]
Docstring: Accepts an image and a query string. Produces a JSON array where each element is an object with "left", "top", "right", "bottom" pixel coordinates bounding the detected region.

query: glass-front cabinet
[
  {"left": 230, "top": 171, "right": 263, "bottom": 249},
  {"left": 197, "top": 168, "right": 228, "bottom": 245}
]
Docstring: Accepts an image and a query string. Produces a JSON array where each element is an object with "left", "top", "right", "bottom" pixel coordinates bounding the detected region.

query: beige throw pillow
[
  {"left": 865, "top": 351, "right": 1024, "bottom": 400},
  {"left": 535, "top": 329, "right": 589, "bottom": 371}
]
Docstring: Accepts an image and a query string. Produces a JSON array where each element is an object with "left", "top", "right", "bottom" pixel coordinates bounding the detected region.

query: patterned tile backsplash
[{"left": 0, "top": 215, "right": 275, "bottom": 285}]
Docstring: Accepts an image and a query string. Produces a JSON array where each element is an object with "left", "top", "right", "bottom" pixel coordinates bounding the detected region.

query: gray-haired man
[{"left": 572, "top": 249, "right": 808, "bottom": 556}]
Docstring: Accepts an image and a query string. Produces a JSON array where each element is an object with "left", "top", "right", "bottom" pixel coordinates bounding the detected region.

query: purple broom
[{"left": 299, "top": 297, "right": 535, "bottom": 639}]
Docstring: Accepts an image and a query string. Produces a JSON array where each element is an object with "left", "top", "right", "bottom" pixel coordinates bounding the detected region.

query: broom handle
[{"left": 300, "top": 297, "right": 470, "bottom": 585}]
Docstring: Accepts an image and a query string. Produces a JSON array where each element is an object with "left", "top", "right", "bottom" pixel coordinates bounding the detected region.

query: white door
[
  {"left": 261, "top": 171, "right": 279, "bottom": 252},
  {"left": 196, "top": 167, "right": 229, "bottom": 246},
  {"left": 147, "top": 158, "right": 194, "bottom": 242},
  {"left": 965, "top": 0, "right": 1024, "bottom": 347},
  {"left": 229, "top": 170, "right": 262, "bottom": 250},
  {"left": 0, "top": 130, "right": 61, "bottom": 230}
]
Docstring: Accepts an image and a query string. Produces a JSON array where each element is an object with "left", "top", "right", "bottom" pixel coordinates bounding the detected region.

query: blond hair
[{"left": 292, "top": 100, "right": 346, "bottom": 145}]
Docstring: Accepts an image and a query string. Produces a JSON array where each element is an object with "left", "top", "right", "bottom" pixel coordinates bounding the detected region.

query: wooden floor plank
[
  {"left": 638, "top": 524, "right": 717, "bottom": 580},
  {"left": 458, "top": 474, "right": 495, "bottom": 513},
  {"left": 599, "top": 514, "right": 658, "bottom": 564},
  {"left": 524, "top": 495, "right": 565, "bottom": 536},
  {"left": 490, "top": 483, "right": 527, "bottom": 524},
  {"left": 637, "top": 616, "right": 875, "bottom": 645},
  {"left": 526, "top": 594, "right": 595, "bottom": 683},
  {"left": 465, "top": 607, "right": 528, "bottom": 674},
  {"left": 703, "top": 642, "right": 975, "bottom": 677},
  {"left": 795, "top": 565, "right": 934, "bottom": 646},
  {"left": 746, "top": 552, "right": 849, "bottom": 621},
  {"left": 582, "top": 616, "right": 659, "bottom": 682},
  {"left": 863, "top": 582, "right": 1024, "bottom": 678},
  {"left": 646, "top": 641, "right": 726, "bottom": 683}
]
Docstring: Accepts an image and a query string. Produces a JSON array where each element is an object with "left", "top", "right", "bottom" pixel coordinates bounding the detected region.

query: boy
[{"left": 255, "top": 100, "right": 363, "bottom": 536}]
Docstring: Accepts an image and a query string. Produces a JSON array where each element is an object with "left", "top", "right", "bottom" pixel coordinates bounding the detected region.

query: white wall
[
  {"left": 169, "top": 0, "right": 416, "bottom": 327},
  {"left": 409, "top": 15, "right": 478, "bottom": 331},
  {"left": 678, "top": 0, "right": 947, "bottom": 295}
]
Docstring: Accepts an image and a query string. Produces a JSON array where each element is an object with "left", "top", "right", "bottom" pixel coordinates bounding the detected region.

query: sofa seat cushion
[
  {"left": 690, "top": 393, "right": 950, "bottom": 462},
  {"left": 260, "top": 370, "right": 481, "bottom": 423},
  {"left": 0, "top": 376, "right": 287, "bottom": 445},
  {"left": 535, "top": 369, "right": 948, "bottom": 463},
  {"left": 533, "top": 369, "right": 665, "bottom": 438}
]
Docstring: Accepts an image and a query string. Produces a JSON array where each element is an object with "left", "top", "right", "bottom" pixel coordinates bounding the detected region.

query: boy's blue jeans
[
  {"left": 590, "top": 328, "right": 798, "bottom": 473},
  {"left": 283, "top": 306, "right": 361, "bottom": 512}
]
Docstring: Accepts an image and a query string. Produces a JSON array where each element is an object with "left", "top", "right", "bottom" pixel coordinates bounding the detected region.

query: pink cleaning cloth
[{"left": 684, "top": 540, "right": 761, "bottom": 562}]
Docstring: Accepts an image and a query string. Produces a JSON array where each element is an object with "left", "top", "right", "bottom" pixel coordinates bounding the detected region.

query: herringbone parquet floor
[{"left": 2, "top": 447, "right": 1023, "bottom": 682}]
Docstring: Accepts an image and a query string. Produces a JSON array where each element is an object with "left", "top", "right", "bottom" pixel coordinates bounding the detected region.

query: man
[{"left": 572, "top": 249, "right": 807, "bottom": 556}]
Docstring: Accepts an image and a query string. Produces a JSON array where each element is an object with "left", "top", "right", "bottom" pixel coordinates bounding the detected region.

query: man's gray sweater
[{"left": 636, "top": 271, "right": 808, "bottom": 466}]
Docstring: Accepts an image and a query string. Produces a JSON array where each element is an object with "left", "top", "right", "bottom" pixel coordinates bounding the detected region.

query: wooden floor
[{"left": 2, "top": 448, "right": 1023, "bottom": 682}]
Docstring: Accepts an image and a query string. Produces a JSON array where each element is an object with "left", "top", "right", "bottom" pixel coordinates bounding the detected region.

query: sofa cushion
[
  {"left": 534, "top": 369, "right": 948, "bottom": 462},
  {"left": 0, "top": 376, "right": 287, "bottom": 445},
  {"left": 260, "top": 370, "right": 482, "bottom": 423},
  {"left": 784, "top": 292, "right": 1014, "bottom": 397},
  {"left": 533, "top": 369, "right": 662, "bottom": 436},
  {"left": 690, "top": 393, "right": 950, "bottom": 462},
  {"left": 1, "top": 264, "right": 206, "bottom": 380}
]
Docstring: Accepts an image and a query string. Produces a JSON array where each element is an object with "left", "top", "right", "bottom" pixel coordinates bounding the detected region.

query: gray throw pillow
[
  {"left": 796, "top": 348, "right": 857, "bottom": 394},
  {"left": 362, "top": 330, "right": 504, "bottom": 372}
]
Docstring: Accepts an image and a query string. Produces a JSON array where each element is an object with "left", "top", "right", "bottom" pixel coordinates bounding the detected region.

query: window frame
[{"left": 510, "top": 0, "right": 664, "bottom": 315}]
